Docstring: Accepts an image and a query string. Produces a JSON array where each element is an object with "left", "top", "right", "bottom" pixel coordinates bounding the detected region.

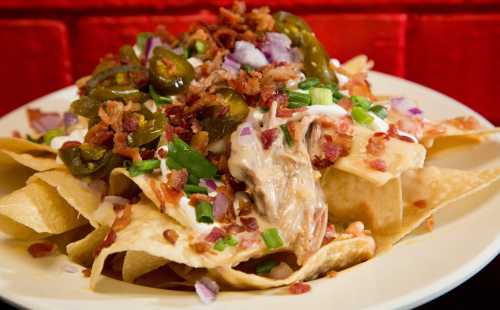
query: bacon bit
[
  {"left": 445, "top": 116, "right": 480, "bottom": 131},
  {"left": 229, "top": 71, "right": 262, "bottom": 96},
  {"left": 247, "top": 6, "right": 275, "bottom": 32},
  {"left": 224, "top": 223, "right": 245, "bottom": 234},
  {"left": 322, "top": 223, "right": 337, "bottom": 244},
  {"left": 426, "top": 216, "right": 435, "bottom": 232},
  {"left": 337, "top": 98, "right": 353, "bottom": 112},
  {"left": 388, "top": 124, "right": 399, "bottom": 138},
  {"left": 85, "top": 122, "right": 114, "bottom": 146},
  {"left": 160, "top": 182, "right": 184, "bottom": 205},
  {"left": 112, "top": 204, "right": 132, "bottom": 232},
  {"left": 326, "top": 270, "right": 338, "bottom": 278},
  {"left": 150, "top": 180, "right": 166, "bottom": 211},
  {"left": 113, "top": 132, "right": 141, "bottom": 161},
  {"left": 61, "top": 140, "right": 82, "bottom": 149},
  {"left": 425, "top": 124, "right": 447, "bottom": 138},
  {"left": 288, "top": 282, "right": 311, "bottom": 295},
  {"left": 240, "top": 217, "right": 259, "bottom": 232},
  {"left": 213, "top": 27, "right": 238, "bottom": 49},
  {"left": 219, "top": 7, "right": 244, "bottom": 26},
  {"left": 82, "top": 268, "right": 91, "bottom": 277},
  {"left": 164, "top": 122, "right": 175, "bottom": 141},
  {"left": 163, "top": 229, "right": 179, "bottom": 245},
  {"left": 189, "top": 193, "right": 211, "bottom": 206},
  {"left": 368, "top": 159, "right": 387, "bottom": 172},
  {"left": 122, "top": 113, "right": 139, "bottom": 132},
  {"left": 322, "top": 139, "right": 343, "bottom": 162},
  {"left": 238, "top": 236, "right": 260, "bottom": 249},
  {"left": 312, "top": 157, "right": 334, "bottom": 169},
  {"left": 11, "top": 130, "right": 22, "bottom": 138},
  {"left": 397, "top": 135, "right": 415, "bottom": 143},
  {"left": 205, "top": 227, "right": 225, "bottom": 243},
  {"left": 27, "top": 242, "right": 55, "bottom": 258},
  {"left": 167, "top": 168, "right": 189, "bottom": 192},
  {"left": 140, "top": 148, "right": 156, "bottom": 160},
  {"left": 191, "top": 131, "right": 209, "bottom": 155},
  {"left": 93, "top": 229, "right": 117, "bottom": 257},
  {"left": 337, "top": 116, "right": 354, "bottom": 136},
  {"left": 413, "top": 200, "right": 427, "bottom": 209},
  {"left": 261, "top": 128, "right": 279, "bottom": 150},
  {"left": 191, "top": 242, "right": 211, "bottom": 254},
  {"left": 157, "top": 147, "right": 167, "bottom": 159},
  {"left": 366, "top": 132, "right": 388, "bottom": 157}
]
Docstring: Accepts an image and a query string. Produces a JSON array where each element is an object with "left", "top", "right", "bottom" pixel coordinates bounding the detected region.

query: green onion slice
[
  {"left": 298, "top": 77, "right": 320, "bottom": 90},
  {"left": 149, "top": 85, "right": 172, "bottom": 106},
  {"left": 213, "top": 239, "right": 226, "bottom": 252},
  {"left": 195, "top": 201, "right": 214, "bottom": 223},
  {"left": 351, "top": 106, "right": 374, "bottom": 125},
  {"left": 184, "top": 184, "right": 208, "bottom": 195},
  {"left": 280, "top": 124, "right": 293, "bottom": 147},
  {"left": 369, "top": 105, "right": 388, "bottom": 119},
  {"left": 261, "top": 228, "right": 284, "bottom": 250},
  {"left": 255, "top": 259, "right": 278, "bottom": 275},
  {"left": 310, "top": 87, "right": 333, "bottom": 105},
  {"left": 351, "top": 96, "right": 371, "bottom": 110},
  {"left": 128, "top": 159, "right": 161, "bottom": 177}
]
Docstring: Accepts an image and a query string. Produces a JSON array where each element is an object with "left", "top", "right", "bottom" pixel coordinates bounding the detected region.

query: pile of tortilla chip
[{"left": 0, "top": 60, "right": 499, "bottom": 302}]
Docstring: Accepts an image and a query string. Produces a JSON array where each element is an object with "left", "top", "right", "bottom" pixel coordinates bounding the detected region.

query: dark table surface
[{"left": 1, "top": 255, "right": 498, "bottom": 309}]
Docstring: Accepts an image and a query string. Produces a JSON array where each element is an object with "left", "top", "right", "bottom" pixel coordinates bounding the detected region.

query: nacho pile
[{"left": 0, "top": 0, "right": 499, "bottom": 303}]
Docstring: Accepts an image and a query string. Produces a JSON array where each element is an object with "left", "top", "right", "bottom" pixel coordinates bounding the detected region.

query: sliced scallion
[
  {"left": 213, "top": 239, "right": 226, "bottom": 252},
  {"left": 287, "top": 90, "right": 311, "bottom": 108},
  {"left": 298, "top": 77, "right": 320, "bottom": 90},
  {"left": 310, "top": 87, "right": 333, "bottom": 105},
  {"left": 255, "top": 259, "right": 278, "bottom": 275},
  {"left": 194, "top": 40, "right": 207, "bottom": 54},
  {"left": 224, "top": 235, "right": 238, "bottom": 247},
  {"left": 128, "top": 159, "right": 161, "bottom": 177},
  {"left": 351, "top": 96, "right": 371, "bottom": 110},
  {"left": 195, "top": 201, "right": 214, "bottom": 223},
  {"left": 369, "top": 105, "right": 388, "bottom": 119},
  {"left": 261, "top": 228, "right": 284, "bottom": 250},
  {"left": 184, "top": 184, "right": 208, "bottom": 195},
  {"left": 351, "top": 106, "right": 374, "bottom": 125},
  {"left": 280, "top": 124, "right": 293, "bottom": 147}
]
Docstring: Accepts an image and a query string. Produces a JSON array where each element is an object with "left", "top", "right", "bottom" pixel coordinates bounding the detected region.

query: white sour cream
[
  {"left": 368, "top": 112, "right": 390, "bottom": 132},
  {"left": 50, "top": 128, "right": 87, "bottom": 150},
  {"left": 306, "top": 104, "right": 348, "bottom": 118},
  {"left": 179, "top": 196, "right": 218, "bottom": 234}
]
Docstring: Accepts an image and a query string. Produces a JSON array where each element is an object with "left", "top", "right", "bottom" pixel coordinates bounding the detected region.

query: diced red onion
[
  {"left": 104, "top": 195, "right": 129, "bottom": 206},
  {"left": 144, "top": 36, "right": 163, "bottom": 64},
  {"left": 408, "top": 107, "right": 423, "bottom": 115},
  {"left": 27, "top": 109, "right": 62, "bottom": 134},
  {"left": 260, "top": 32, "right": 293, "bottom": 63},
  {"left": 266, "top": 32, "right": 292, "bottom": 48},
  {"left": 390, "top": 97, "right": 424, "bottom": 117},
  {"left": 240, "top": 126, "right": 252, "bottom": 136},
  {"left": 213, "top": 192, "right": 229, "bottom": 221},
  {"left": 231, "top": 41, "right": 269, "bottom": 69},
  {"left": 200, "top": 179, "right": 217, "bottom": 192},
  {"left": 63, "top": 112, "right": 78, "bottom": 127},
  {"left": 195, "top": 277, "right": 219, "bottom": 304},
  {"left": 222, "top": 55, "right": 240, "bottom": 75}
]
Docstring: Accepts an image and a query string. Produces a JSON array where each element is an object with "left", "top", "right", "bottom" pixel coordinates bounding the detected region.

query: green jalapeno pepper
[
  {"left": 127, "top": 112, "right": 167, "bottom": 147},
  {"left": 148, "top": 46, "right": 195, "bottom": 95}
]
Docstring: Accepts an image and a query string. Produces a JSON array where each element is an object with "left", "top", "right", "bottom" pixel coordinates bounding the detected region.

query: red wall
[{"left": 0, "top": 0, "right": 499, "bottom": 124}]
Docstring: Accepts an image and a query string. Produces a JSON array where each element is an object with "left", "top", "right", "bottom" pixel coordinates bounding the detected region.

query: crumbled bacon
[
  {"left": 191, "top": 242, "right": 211, "bottom": 254},
  {"left": 205, "top": 227, "right": 225, "bottom": 243},
  {"left": 413, "top": 200, "right": 427, "bottom": 209},
  {"left": 261, "top": 128, "right": 279, "bottom": 150},
  {"left": 240, "top": 217, "right": 259, "bottom": 232},
  {"left": 122, "top": 113, "right": 139, "bottom": 132},
  {"left": 28, "top": 242, "right": 55, "bottom": 258},
  {"left": 229, "top": 71, "right": 262, "bottom": 96},
  {"left": 326, "top": 270, "right": 337, "bottom": 278},
  {"left": 160, "top": 182, "right": 184, "bottom": 205},
  {"left": 150, "top": 180, "right": 166, "bottom": 211},
  {"left": 247, "top": 7, "right": 275, "bottom": 32},
  {"left": 368, "top": 159, "right": 387, "bottom": 172},
  {"left": 167, "top": 168, "right": 189, "bottom": 192},
  {"left": 163, "top": 229, "right": 179, "bottom": 245},
  {"left": 213, "top": 27, "right": 238, "bottom": 49},
  {"left": 82, "top": 268, "right": 91, "bottom": 277},
  {"left": 238, "top": 235, "right": 260, "bottom": 249},
  {"left": 113, "top": 132, "right": 141, "bottom": 161},
  {"left": 61, "top": 140, "right": 82, "bottom": 149},
  {"left": 11, "top": 130, "right": 22, "bottom": 138},
  {"left": 112, "top": 204, "right": 132, "bottom": 232},
  {"left": 366, "top": 132, "right": 389, "bottom": 157},
  {"left": 337, "top": 116, "right": 354, "bottom": 136},
  {"left": 288, "top": 282, "right": 311, "bottom": 295},
  {"left": 189, "top": 193, "right": 211, "bottom": 206},
  {"left": 322, "top": 223, "right": 337, "bottom": 245},
  {"left": 94, "top": 229, "right": 117, "bottom": 257},
  {"left": 224, "top": 223, "right": 245, "bottom": 234},
  {"left": 163, "top": 123, "right": 175, "bottom": 141},
  {"left": 322, "top": 138, "right": 343, "bottom": 162},
  {"left": 337, "top": 98, "right": 353, "bottom": 112},
  {"left": 85, "top": 122, "right": 114, "bottom": 147}
]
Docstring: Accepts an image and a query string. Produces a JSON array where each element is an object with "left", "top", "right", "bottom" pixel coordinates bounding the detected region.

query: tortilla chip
[
  {"left": 0, "top": 179, "right": 87, "bottom": 235},
  {"left": 90, "top": 198, "right": 267, "bottom": 289},
  {"left": 28, "top": 170, "right": 101, "bottom": 227},
  {"left": 0, "top": 213, "right": 48, "bottom": 240},
  {"left": 109, "top": 168, "right": 191, "bottom": 227},
  {"left": 122, "top": 251, "right": 168, "bottom": 282},
  {"left": 209, "top": 236, "right": 375, "bottom": 290},
  {"left": 340, "top": 55, "right": 374, "bottom": 75},
  {"left": 0, "top": 149, "right": 61, "bottom": 172},
  {"left": 67, "top": 226, "right": 110, "bottom": 267},
  {"left": 48, "top": 224, "right": 94, "bottom": 254},
  {"left": 335, "top": 126, "right": 426, "bottom": 186},
  {"left": 375, "top": 166, "right": 500, "bottom": 251},
  {"left": 321, "top": 168, "right": 403, "bottom": 233},
  {"left": 0, "top": 137, "right": 56, "bottom": 154}
]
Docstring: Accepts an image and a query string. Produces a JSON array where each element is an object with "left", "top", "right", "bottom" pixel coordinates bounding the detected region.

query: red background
[{"left": 0, "top": 0, "right": 499, "bottom": 124}]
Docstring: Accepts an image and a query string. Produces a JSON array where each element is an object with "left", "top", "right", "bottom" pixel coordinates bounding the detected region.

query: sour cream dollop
[{"left": 50, "top": 128, "right": 87, "bottom": 150}]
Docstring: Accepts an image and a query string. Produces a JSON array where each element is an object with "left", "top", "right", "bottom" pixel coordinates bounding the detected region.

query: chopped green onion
[
  {"left": 280, "top": 124, "right": 293, "bottom": 147},
  {"left": 287, "top": 90, "right": 311, "bottom": 108},
  {"left": 261, "top": 228, "right": 284, "bottom": 250},
  {"left": 242, "top": 64, "right": 254, "bottom": 73},
  {"left": 167, "top": 137, "right": 218, "bottom": 179},
  {"left": 149, "top": 85, "right": 172, "bottom": 106},
  {"left": 194, "top": 40, "right": 207, "bottom": 54},
  {"left": 351, "top": 96, "right": 371, "bottom": 110},
  {"left": 255, "top": 259, "right": 278, "bottom": 275},
  {"left": 166, "top": 157, "right": 183, "bottom": 170},
  {"left": 298, "top": 77, "right": 320, "bottom": 90},
  {"left": 351, "top": 106, "right": 374, "bottom": 125},
  {"left": 184, "top": 184, "right": 208, "bottom": 195},
  {"left": 310, "top": 87, "right": 333, "bottom": 105},
  {"left": 224, "top": 235, "right": 238, "bottom": 247},
  {"left": 43, "top": 128, "right": 64, "bottom": 145},
  {"left": 213, "top": 239, "right": 226, "bottom": 252},
  {"left": 195, "top": 201, "right": 214, "bottom": 223},
  {"left": 369, "top": 105, "right": 388, "bottom": 119},
  {"left": 187, "top": 174, "right": 200, "bottom": 185},
  {"left": 128, "top": 159, "right": 161, "bottom": 177}
]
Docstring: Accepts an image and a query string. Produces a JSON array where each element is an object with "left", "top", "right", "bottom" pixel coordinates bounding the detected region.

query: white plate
[{"left": 0, "top": 72, "right": 499, "bottom": 310}]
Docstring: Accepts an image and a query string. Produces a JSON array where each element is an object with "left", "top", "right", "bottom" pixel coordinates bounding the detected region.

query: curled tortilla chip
[
  {"left": 122, "top": 251, "right": 168, "bottom": 283},
  {"left": 0, "top": 137, "right": 56, "bottom": 154},
  {"left": 0, "top": 213, "right": 48, "bottom": 240},
  {"left": 209, "top": 236, "right": 375, "bottom": 290},
  {"left": 109, "top": 168, "right": 191, "bottom": 227},
  {"left": 0, "top": 179, "right": 87, "bottom": 236},
  {"left": 28, "top": 170, "right": 101, "bottom": 227},
  {"left": 0, "top": 150, "right": 61, "bottom": 172},
  {"left": 375, "top": 166, "right": 500, "bottom": 251},
  {"left": 90, "top": 198, "right": 267, "bottom": 289},
  {"left": 339, "top": 55, "right": 374, "bottom": 76},
  {"left": 335, "top": 126, "right": 426, "bottom": 186},
  {"left": 321, "top": 168, "right": 403, "bottom": 233},
  {"left": 67, "top": 226, "right": 110, "bottom": 267}
]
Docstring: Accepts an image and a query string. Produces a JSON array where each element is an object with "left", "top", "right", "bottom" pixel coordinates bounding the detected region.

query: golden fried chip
[
  {"left": 122, "top": 251, "right": 168, "bottom": 283},
  {"left": 321, "top": 168, "right": 403, "bottom": 233},
  {"left": 67, "top": 226, "right": 110, "bottom": 267},
  {"left": 0, "top": 137, "right": 56, "bottom": 154}
]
